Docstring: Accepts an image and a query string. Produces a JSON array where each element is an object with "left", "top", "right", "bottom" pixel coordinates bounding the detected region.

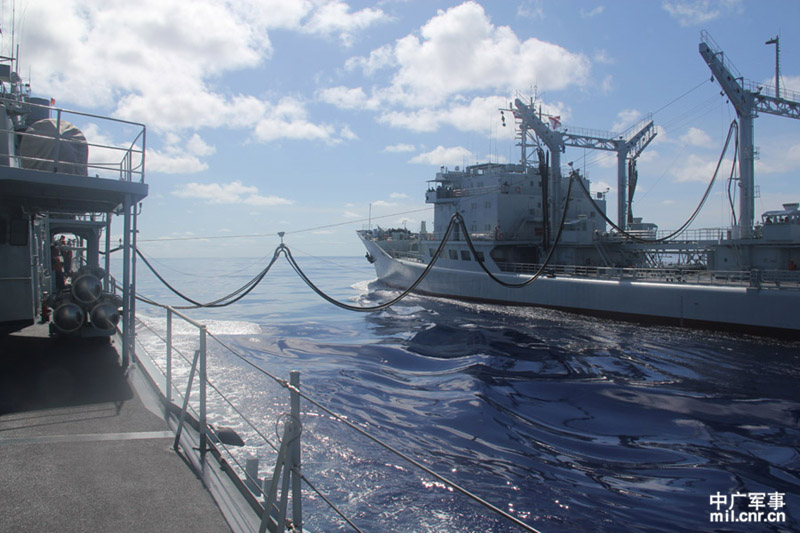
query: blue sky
[{"left": 7, "top": 0, "right": 800, "bottom": 258}]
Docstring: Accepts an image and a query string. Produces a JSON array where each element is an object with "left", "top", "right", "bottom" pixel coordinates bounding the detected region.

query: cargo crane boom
[
  {"left": 699, "top": 30, "right": 800, "bottom": 238},
  {"left": 511, "top": 98, "right": 656, "bottom": 233}
]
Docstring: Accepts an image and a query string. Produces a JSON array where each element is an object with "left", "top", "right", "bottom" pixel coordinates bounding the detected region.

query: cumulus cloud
[
  {"left": 384, "top": 143, "right": 416, "bottom": 153},
  {"left": 662, "top": 0, "right": 743, "bottom": 27},
  {"left": 327, "top": 2, "right": 588, "bottom": 134},
  {"left": 253, "top": 97, "right": 337, "bottom": 143},
  {"left": 672, "top": 154, "right": 735, "bottom": 183},
  {"left": 380, "top": 95, "right": 517, "bottom": 133},
  {"left": 612, "top": 109, "right": 643, "bottom": 134},
  {"left": 345, "top": 44, "right": 396, "bottom": 75},
  {"left": 386, "top": 2, "right": 590, "bottom": 107},
  {"left": 318, "top": 86, "right": 380, "bottom": 110},
  {"left": 410, "top": 145, "right": 474, "bottom": 166},
  {"left": 148, "top": 151, "right": 209, "bottom": 174},
  {"left": 756, "top": 142, "right": 800, "bottom": 175},
  {"left": 517, "top": 0, "right": 544, "bottom": 19},
  {"left": 680, "top": 127, "right": 714, "bottom": 148},
  {"left": 186, "top": 134, "right": 216, "bottom": 157},
  {"left": 18, "top": 0, "right": 382, "bottom": 142},
  {"left": 148, "top": 133, "right": 215, "bottom": 174},
  {"left": 173, "top": 181, "right": 293, "bottom": 205},
  {"left": 300, "top": 1, "right": 388, "bottom": 46}
]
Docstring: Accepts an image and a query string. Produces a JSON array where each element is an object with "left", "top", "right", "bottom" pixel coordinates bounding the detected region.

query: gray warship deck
[{"left": 0, "top": 325, "right": 232, "bottom": 532}]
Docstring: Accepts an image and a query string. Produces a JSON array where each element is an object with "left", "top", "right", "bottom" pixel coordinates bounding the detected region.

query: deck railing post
[
  {"left": 53, "top": 109, "right": 61, "bottom": 173},
  {"left": 290, "top": 371, "right": 302, "bottom": 532},
  {"left": 199, "top": 325, "right": 208, "bottom": 455},
  {"left": 173, "top": 348, "right": 200, "bottom": 452},
  {"left": 166, "top": 308, "right": 173, "bottom": 403}
]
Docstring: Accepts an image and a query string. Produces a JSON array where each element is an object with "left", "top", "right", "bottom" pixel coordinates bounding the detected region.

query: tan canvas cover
[{"left": 19, "top": 118, "right": 89, "bottom": 176}]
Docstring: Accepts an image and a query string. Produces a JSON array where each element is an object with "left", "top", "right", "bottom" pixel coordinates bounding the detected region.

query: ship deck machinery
[{"left": 0, "top": 58, "right": 147, "bottom": 364}]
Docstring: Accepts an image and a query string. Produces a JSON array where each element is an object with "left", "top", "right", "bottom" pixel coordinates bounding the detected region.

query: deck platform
[{"left": 0, "top": 325, "right": 232, "bottom": 532}]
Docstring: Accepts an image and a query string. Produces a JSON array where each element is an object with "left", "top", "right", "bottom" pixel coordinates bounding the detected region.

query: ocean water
[{"left": 131, "top": 254, "right": 800, "bottom": 532}]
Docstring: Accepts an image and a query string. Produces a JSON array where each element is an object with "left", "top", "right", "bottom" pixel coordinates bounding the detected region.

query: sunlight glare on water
[{"left": 132, "top": 255, "right": 800, "bottom": 532}]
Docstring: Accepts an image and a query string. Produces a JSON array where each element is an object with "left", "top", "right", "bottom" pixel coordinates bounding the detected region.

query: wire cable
[{"left": 574, "top": 119, "right": 739, "bottom": 243}]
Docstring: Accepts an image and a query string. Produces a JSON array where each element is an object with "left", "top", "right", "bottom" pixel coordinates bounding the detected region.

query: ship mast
[{"left": 699, "top": 30, "right": 800, "bottom": 238}]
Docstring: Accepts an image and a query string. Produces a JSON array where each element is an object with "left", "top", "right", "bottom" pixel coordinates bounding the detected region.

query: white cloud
[
  {"left": 340, "top": 126, "right": 358, "bottom": 140},
  {"left": 173, "top": 181, "right": 293, "bottom": 205},
  {"left": 593, "top": 50, "right": 614, "bottom": 65},
  {"left": 613, "top": 109, "right": 642, "bottom": 131},
  {"left": 387, "top": 2, "right": 590, "bottom": 107},
  {"left": 517, "top": 0, "right": 544, "bottom": 19},
  {"left": 410, "top": 145, "right": 474, "bottom": 166},
  {"left": 601, "top": 75, "right": 614, "bottom": 95},
  {"left": 300, "top": 1, "right": 388, "bottom": 46},
  {"left": 318, "top": 86, "right": 379, "bottom": 110},
  {"left": 148, "top": 133, "right": 214, "bottom": 174},
  {"left": 390, "top": 192, "right": 410, "bottom": 199},
  {"left": 19, "top": 0, "right": 377, "bottom": 143},
  {"left": 253, "top": 97, "right": 337, "bottom": 143},
  {"left": 343, "top": 211, "right": 361, "bottom": 218},
  {"left": 680, "top": 127, "right": 714, "bottom": 148},
  {"left": 244, "top": 194, "right": 295, "bottom": 206},
  {"left": 321, "top": 3, "right": 590, "bottom": 137},
  {"left": 782, "top": 75, "right": 800, "bottom": 93},
  {"left": 662, "top": 0, "right": 743, "bottom": 27},
  {"left": 149, "top": 151, "right": 208, "bottom": 174},
  {"left": 761, "top": 74, "right": 800, "bottom": 97},
  {"left": 345, "top": 44, "right": 395, "bottom": 75},
  {"left": 186, "top": 134, "right": 216, "bottom": 157},
  {"left": 340, "top": 2, "right": 589, "bottom": 112},
  {"left": 380, "top": 95, "right": 515, "bottom": 133},
  {"left": 384, "top": 143, "right": 416, "bottom": 153},
  {"left": 672, "top": 153, "right": 735, "bottom": 183},
  {"left": 757, "top": 142, "right": 800, "bottom": 175},
  {"left": 580, "top": 6, "right": 605, "bottom": 18}
]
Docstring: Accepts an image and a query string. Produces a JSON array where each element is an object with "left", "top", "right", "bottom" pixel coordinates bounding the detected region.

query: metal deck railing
[
  {"left": 0, "top": 95, "right": 146, "bottom": 183},
  {"left": 494, "top": 262, "right": 800, "bottom": 289},
  {"left": 133, "top": 306, "right": 542, "bottom": 533}
]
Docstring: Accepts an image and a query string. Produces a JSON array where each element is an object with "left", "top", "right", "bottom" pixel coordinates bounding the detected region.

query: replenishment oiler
[{"left": 359, "top": 31, "right": 800, "bottom": 337}]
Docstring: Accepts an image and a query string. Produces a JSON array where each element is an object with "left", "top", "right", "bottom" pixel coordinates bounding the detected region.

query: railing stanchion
[
  {"left": 53, "top": 109, "right": 62, "bottom": 173},
  {"left": 166, "top": 308, "right": 172, "bottom": 403},
  {"left": 199, "top": 325, "right": 208, "bottom": 456},
  {"left": 290, "top": 371, "right": 302, "bottom": 532},
  {"left": 173, "top": 348, "right": 200, "bottom": 452}
]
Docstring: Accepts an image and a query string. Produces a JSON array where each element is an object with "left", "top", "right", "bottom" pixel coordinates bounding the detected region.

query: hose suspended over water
[
  {"left": 137, "top": 210, "right": 458, "bottom": 311},
  {"left": 136, "top": 169, "right": 580, "bottom": 310},
  {"left": 573, "top": 119, "right": 739, "bottom": 243}
]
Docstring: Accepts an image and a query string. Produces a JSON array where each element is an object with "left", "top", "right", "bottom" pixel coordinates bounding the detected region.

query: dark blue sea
[{"left": 131, "top": 254, "right": 800, "bottom": 532}]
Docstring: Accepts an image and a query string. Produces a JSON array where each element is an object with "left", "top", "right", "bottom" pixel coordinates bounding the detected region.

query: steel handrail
[
  {"left": 134, "top": 306, "right": 542, "bottom": 532},
  {"left": 0, "top": 99, "right": 146, "bottom": 182}
]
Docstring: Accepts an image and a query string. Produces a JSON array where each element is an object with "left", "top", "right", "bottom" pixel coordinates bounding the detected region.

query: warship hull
[{"left": 360, "top": 235, "right": 800, "bottom": 337}]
